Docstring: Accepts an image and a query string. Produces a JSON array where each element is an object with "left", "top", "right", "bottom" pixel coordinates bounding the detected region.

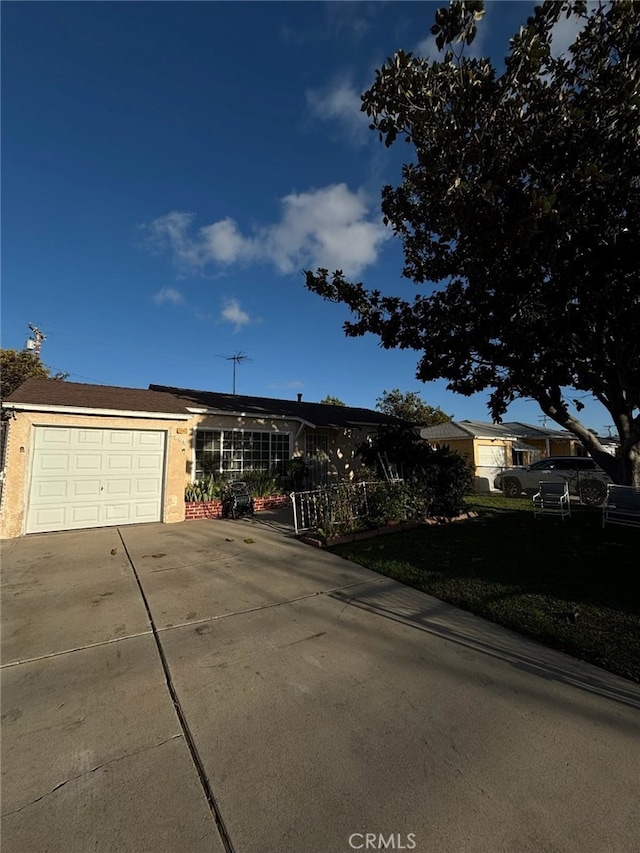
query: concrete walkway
[{"left": 2, "top": 517, "right": 639, "bottom": 853}]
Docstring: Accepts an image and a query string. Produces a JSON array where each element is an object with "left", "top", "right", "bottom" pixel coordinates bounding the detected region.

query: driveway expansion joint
[
  {"left": 0, "top": 630, "right": 155, "bottom": 669},
  {"left": 154, "top": 576, "right": 389, "bottom": 635},
  {"left": 117, "top": 528, "right": 237, "bottom": 853}
]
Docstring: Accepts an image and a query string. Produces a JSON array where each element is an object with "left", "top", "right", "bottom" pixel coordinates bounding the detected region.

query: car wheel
[
  {"left": 502, "top": 477, "right": 522, "bottom": 498},
  {"left": 580, "top": 479, "right": 607, "bottom": 506}
]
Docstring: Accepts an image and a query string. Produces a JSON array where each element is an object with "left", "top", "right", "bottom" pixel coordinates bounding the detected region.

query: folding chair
[{"left": 532, "top": 481, "right": 571, "bottom": 521}]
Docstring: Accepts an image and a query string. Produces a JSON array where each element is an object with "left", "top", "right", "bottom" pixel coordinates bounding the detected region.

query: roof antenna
[{"left": 215, "top": 352, "right": 252, "bottom": 394}]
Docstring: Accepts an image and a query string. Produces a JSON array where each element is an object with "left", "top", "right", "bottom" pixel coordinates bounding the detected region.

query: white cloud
[
  {"left": 153, "top": 286, "right": 183, "bottom": 305},
  {"left": 306, "top": 79, "right": 369, "bottom": 144},
  {"left": 220, "top": 298, "right": 251, "bottom": 332},
  {"left": 141, "top": 183, "right": 389, "bottom": 278},
  {"left": 200, "top": 218, "right": 255, "bottom": 264}
]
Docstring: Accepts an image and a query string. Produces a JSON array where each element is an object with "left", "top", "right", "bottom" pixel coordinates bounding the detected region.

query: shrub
[
  {"left": 287, "top": 456, "right": 310, "bottom": 490},
  {"left": 242, "top": 468, "right": 282, "bottom": 497},
  {"left": 185, "top": 475, "right": 226, "bottom": 502}
]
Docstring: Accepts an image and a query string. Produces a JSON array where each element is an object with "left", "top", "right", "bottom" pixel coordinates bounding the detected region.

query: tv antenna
[
  {"left": 538, "top": 413, "right": 550, "bottom": 428},
  {"left": 602, "top": 425, "right": 615, "bottom": 438},
  {"left": 215, "top": 351, "right": 252, "bottom": 394}
]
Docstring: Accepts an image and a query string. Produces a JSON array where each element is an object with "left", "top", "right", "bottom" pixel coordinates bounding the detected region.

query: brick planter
[{"left": 185, "top": 494, "right": 291, "bottom": 521}]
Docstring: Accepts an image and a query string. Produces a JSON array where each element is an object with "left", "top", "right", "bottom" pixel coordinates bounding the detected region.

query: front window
[{"left": 195, "top": 429, "right": 290, "bottom": 479}]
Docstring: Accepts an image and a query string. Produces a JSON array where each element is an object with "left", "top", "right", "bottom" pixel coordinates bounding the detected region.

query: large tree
[
  {"left": 376, "top": 388, "right": 452, "bottom": 426},
  {"left": 306, "top": 0, "right": 640, "bottom": 486}
]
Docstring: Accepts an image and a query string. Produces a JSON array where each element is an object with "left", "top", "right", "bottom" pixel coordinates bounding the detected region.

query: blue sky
[{"left": 2, "top": 1, "right": 614, "bottom": 432}]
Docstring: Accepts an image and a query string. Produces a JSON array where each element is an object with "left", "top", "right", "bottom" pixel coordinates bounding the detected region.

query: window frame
[{"left": 193, "top": 428, "right": 292, "bottom": 480}]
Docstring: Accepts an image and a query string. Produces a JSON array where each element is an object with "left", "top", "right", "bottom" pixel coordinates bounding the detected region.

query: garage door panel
[
  {"left": 37, "top": 428, "right": 72, "bottom": 446},
  {"left": 135, "top": 455, "right": 164, "bottom": 472},
  {"left": 138, "top": 432, "right": 164, "bottom": 449},
  {"left": 104, "top": 479, "right": 133, "bottom": 497},
  {"left": 135, "top": 478, "right": 163, "bottom": 495},
  {"left": 74, "top": 454, "right": 105, "bottom": 473},
  {"left": 77, "top": 429, "right": 105, "bottom": 446},
  {"left": 26, "top": 427, "right": 166, "bottom": 534},
  {"left": 29, "top": 506, "right": 68, "bottom": 529},
  {"left": 72, "top": 479, "right": 102, "bottom": 498},
  {"left": 103, "top": 503, "right": 134, "bottom": 523},
  {"left": 105, "top": 454, "right": 135, "bottom": 471},
  {"left": 70, "top": 505, "right": 102, "bottom": 525},
  {"left": 32, "top": 480, "right": 70, "bottom": 500},
  {"left": 36, "top": 453, "right": 72, "bottom": 473},
  {"left": 107, "top": 431, "right": 135, "bottom": 447},
  {"left": 132, "top": 501, "right": 162, "bottom": 521}
]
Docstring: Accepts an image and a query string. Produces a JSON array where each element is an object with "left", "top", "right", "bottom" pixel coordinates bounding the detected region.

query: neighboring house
[
  {"left": 420, "top": 419, "right": 589, "bottom": 493},
  {"left": 0, "top": 379, "right": 401, "bottom": 538}
]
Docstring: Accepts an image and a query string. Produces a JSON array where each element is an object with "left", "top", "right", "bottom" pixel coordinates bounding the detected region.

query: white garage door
[
  {"left": 477, "top": 445, "right": 508, "bottom": 468},
  {"left": 475, "top": 444, "right": 508, "bottom": 492},
  {"left": 26, "top": 427, "right": 166, "bottom": 534}
]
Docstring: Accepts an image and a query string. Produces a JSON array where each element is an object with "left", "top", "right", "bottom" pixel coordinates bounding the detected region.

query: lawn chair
[
  {"left": 222, "top": 480, "right": 254, "bottom": 519},
  {"left": 532, "top": 481, "right": 571, "bottom": 521}
]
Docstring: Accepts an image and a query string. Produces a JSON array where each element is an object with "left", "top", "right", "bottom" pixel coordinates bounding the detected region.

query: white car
[{"left": 494, "top": 456, "right": 612, "bottom": 505}]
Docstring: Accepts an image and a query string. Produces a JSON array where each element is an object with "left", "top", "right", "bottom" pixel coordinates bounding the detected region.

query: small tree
[
  {"left": 1, "top": 349, "right": 66, "bottom": 400},
  {"left": 358, "top": 424, "right": 472, "bottom": 516},
  {"left": 319, "top": 395, "right": 346, "bottom": 406},
  {"left": 376, "top": 388, "right": 452, "bottom": 426}
]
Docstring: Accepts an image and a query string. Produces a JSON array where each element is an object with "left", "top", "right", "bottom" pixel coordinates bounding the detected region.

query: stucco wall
[
  {"left": 186, "top": 415, "right": 371, "bottom": 483},
  {"left": 307, "top": 427, "right": 370, "bottom": 481},
  {"left": 1, "top": 412, "right": 189, "bottom": 539},
  {"left": 527, "top": 438, "right": 577, "bottom": 457},
  {"left": 1, "top": 410, "right": 377, "bottom": 538}
]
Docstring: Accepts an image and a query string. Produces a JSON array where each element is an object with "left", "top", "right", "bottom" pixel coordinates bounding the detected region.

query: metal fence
[{"left": 291, "top": 481, "right": 383, "bottom": 535}]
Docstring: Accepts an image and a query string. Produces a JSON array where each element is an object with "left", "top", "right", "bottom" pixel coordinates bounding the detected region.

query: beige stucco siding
[
  {"left": 306, "top": 427, "right": 370, "bottom": 481},
  {"left": 1, "top": 412, "right": 188, "bottom": 539}
]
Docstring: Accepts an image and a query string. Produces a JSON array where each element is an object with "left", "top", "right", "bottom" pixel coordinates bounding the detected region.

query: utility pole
[{"left": 25, "top": 324, "right": 46, "bottom": 360}]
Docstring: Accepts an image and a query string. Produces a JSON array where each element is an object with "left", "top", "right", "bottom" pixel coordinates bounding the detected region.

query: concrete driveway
[{"left": 2, "top": 515, "right": 639, "bottom": 853}]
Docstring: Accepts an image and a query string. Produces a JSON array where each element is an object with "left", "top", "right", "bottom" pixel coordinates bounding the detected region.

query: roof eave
[{"left": 1, "top": 402, "right": 191, "bottom": 420}]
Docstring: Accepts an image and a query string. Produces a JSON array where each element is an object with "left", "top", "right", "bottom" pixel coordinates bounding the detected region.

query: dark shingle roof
[
  {"left": 150, "top": 384, "right": 404, "bottom": 429},
  {"left": 4, "top": 378, "right": 190, "bottom": 415}
]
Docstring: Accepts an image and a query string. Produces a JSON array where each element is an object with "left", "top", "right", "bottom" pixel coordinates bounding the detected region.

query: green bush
[
  {"left": 185, "top": 474, "right": 226, "bottom": 502},
  {"left": 242, "top": 468, "right": 282, "bottom": 497},
  {"left": 287, "top": 456, "right": 310, "bottom": 490}
]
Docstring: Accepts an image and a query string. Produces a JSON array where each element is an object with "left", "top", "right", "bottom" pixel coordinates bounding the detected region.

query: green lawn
[{"left": 331, "top": 495, "right": 640, "bottom": 683}]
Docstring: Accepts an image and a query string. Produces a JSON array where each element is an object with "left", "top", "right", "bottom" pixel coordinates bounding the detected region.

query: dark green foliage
[
  {"left": 242, "top": 468, "right": 282, "bottom": 497},
  {"left": 376, "top": 388, "right": 452, "bottom": 426},
  {"left": 306, "top": 1, "right": 640, "bottom": 486},
  {"left": 1, "top": 349, "right": 67, "bottom": 401},
  {"left": 358, "top": 424, "right": 472, "bottom": 517},
  {"left": 287, "top": 456, "right": 310, "bottom": 490},
  {"left": 319, "top": 395, "right": 346, "bottom": 406}
]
